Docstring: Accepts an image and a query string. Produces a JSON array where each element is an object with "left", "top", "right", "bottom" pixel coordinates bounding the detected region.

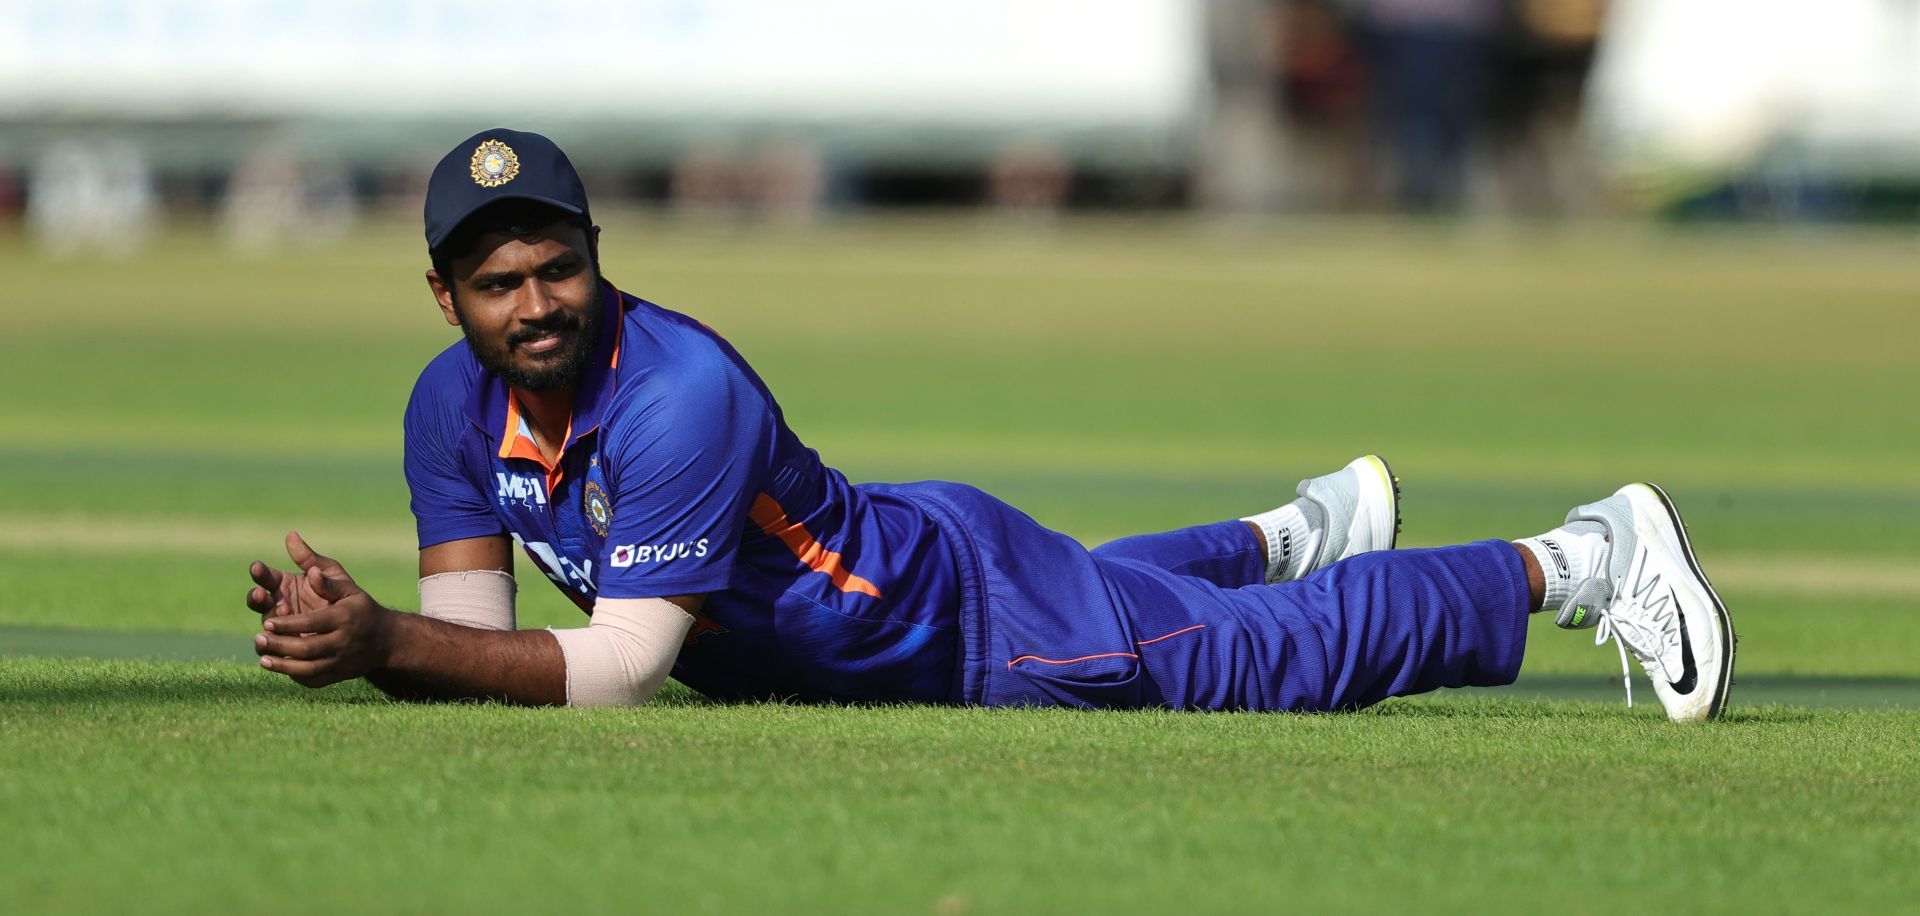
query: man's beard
[{"left": 458, "top": 291, "right": 603, "bottom": 392}]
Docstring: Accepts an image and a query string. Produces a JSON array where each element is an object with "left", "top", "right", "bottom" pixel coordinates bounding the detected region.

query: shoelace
[
  {"left": 1591, "top": 601, "right": 1686, "bottom": 710},
  {"left": 1590, "top": 611, "right": 1636, "bottom": 709},
  {"left": 1566, "top": 576, "right": 1641, "bottom": 708}
]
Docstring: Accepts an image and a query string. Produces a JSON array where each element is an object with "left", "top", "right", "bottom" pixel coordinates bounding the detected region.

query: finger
[
  {"left": 307, "top": 565, "right": 355, "bottom": 602},
  {"left": 263, "top": 608, "right": 341, "bottom": 636},
  {"left": 255, "top": 631, "right": 337, "bottom": 661},
  {"left": 246, "top": 586, "right": 276, "bottom": 615},
  {"left": 260, "top": 655, "right": 348, "bottom": 688},
  {"left": 286, "top": 566, "right": 340, "bottom": 616},
  {"left": 284, "top": 532, "right": 337, "bottom": 573},
  {"left": 249, "top": 561, "right": 288, "bottom": 592},
  {"left": 248, "top": 580, "right": 301, "bottom": 618},
  {"left": 259, "top": 654, "right": 327, "bottom": 680}
]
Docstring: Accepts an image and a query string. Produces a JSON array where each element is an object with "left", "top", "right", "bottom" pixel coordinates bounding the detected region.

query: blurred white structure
[
  {"left": 0, "top": 0, "right": 1206, "bottom": 171},
  {"left": 1588, "top": 0, "right": 1920, "bottom": 190},
  {"left": 25, "top": 141, "right": 156, "bottom": 255}
]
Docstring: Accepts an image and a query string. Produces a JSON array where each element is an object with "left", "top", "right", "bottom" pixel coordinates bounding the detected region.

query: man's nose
[{"left": 515, "top": 281, "right": 558, "bottom": 321}]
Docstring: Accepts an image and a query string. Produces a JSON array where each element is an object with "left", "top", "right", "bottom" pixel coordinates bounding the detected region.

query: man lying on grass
[{"left": 245, "top": 129, "right": 1736, "bottom": 720}]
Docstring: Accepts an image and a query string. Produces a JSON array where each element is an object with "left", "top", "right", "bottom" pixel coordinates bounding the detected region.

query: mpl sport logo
[
  {"left": 610, "top": 539, "right": 711, "bottom": 568},
  {"left": 495, "top": 473, "right": 548, "bottom": 508}
]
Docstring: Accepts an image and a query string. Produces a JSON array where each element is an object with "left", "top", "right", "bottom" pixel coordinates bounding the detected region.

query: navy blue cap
[{"left": 424, "top": 128, "right": 590, "bottom": 252}]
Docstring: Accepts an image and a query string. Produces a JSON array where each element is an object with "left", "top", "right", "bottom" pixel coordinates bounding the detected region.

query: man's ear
[
  {"left": 425, "top": 270, "right": 460, "bottom": 327},
  {"left": 588, "top": 225, "right": 602, "bottom": 273}
]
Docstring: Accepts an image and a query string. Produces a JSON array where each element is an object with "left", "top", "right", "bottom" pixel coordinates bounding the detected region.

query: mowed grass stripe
[
  {"left": 9, "top": 444, "right": 1919, "bottom": 559},
  {"left": 0, "top": 511, "right": 418, "bottom": 558},
  {"left": 16, "top": 216, "right": 1914, "bottom": 373},
  {"left": 14, "top": 412, "right": 1917, "bottom": 495},
  {"left": 7, "top": 627, "right": 1919, "bottom": 710},
  {"left": 7, "top": 510, "right": 1918, "bottom": 600}
]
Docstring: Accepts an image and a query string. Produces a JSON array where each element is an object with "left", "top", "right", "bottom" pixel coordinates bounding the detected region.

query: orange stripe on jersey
[{"left": 748, "top": 494, "right": 883, "bottom": 599}]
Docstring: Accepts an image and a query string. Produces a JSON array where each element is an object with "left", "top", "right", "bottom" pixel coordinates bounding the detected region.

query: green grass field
[{"left": 3, "top": 217, "right": 1917, "bottom": 913}]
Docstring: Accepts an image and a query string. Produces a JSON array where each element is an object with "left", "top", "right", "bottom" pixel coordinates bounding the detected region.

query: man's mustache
[{"left": 506, "top": 316, "right": 581, "bottom": 348}]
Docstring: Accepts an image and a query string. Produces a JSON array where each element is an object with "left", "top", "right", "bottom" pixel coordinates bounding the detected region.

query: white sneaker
[
  {"left": 1295, "top": 454, "right": 1402, "bottom": 576},
  {"left": 1557, "top": 483, "right": 1736, "bottom": 722}
]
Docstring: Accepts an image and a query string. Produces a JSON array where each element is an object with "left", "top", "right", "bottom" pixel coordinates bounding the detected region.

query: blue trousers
[{"left": 901, "top": 482, "right": 1531, "bottom": 712}]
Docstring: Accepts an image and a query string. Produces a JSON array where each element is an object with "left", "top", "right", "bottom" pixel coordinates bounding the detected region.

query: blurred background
[
  {"left": 1, "top": 1, "right": 1915, "bottom": 700},
  {"left": 8, "top": 0, "right": 1920, "bottom": 239}
]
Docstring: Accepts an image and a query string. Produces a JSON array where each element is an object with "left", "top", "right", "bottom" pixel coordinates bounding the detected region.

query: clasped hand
[{"left": 245, "top": 532, "right": 392, "bottom": 688}]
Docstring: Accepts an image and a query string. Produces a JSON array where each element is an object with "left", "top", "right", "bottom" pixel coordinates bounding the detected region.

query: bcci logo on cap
[{"left": 470, "top": 139, "right": 521, "bottom": 188}]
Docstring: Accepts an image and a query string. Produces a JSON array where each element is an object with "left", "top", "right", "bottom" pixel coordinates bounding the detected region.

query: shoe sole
[
  {"left": 1356, "top": 454, "right": 1402, "bottom": 551},
  {"left": 1634, "top": 481, "right": 1737, "bottom": 720}
]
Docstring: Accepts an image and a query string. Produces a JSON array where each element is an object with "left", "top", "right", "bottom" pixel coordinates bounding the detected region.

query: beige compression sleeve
[
  {"left": 418, "top": 570, "right": 517, "bottom": 631},
  {"left": 547, "top": 598, "right": 695, "bottom": 707}
]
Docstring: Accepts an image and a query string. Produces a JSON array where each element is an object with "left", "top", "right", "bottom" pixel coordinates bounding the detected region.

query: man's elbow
[
  {"left": 548, "top": 624, "right": 679, "bottom": 708},
  {"left": 562, "top": 660, "right": 667, "bottom": 708}
]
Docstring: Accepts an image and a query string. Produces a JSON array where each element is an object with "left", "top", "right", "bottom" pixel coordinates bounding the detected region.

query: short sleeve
[
  {"left": 404, "top": 361, "right": 504, "bottom": 549},
  {"left": 596, "top": 358, "right": 770, "bottom": 599}
]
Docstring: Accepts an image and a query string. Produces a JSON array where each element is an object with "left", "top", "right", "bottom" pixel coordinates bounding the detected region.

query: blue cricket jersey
[{"left": 403, "top": 284, "right": 961, "bottom": 702}]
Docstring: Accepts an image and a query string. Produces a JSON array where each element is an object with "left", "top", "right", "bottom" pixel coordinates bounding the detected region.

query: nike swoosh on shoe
[{"left": 1669, "top": 594, "right": 1698, "bottom": 695}]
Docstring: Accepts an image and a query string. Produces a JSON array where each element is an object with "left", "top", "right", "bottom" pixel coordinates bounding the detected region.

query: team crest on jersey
[
  {"left": 583, "top": 481, "right": 611, "bottom": 536},
  {"left": 470, "top": 140, "right": 520, "bottom": 188}
]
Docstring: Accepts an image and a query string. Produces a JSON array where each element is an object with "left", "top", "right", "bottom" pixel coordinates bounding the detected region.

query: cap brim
[{"left": 427, "top": 193, "right": 587, "bottom": 252}]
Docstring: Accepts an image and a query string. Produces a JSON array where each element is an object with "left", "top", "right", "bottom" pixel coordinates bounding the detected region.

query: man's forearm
[{"left": 367, "top": 610, "right": 567, "bottom": 705}]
